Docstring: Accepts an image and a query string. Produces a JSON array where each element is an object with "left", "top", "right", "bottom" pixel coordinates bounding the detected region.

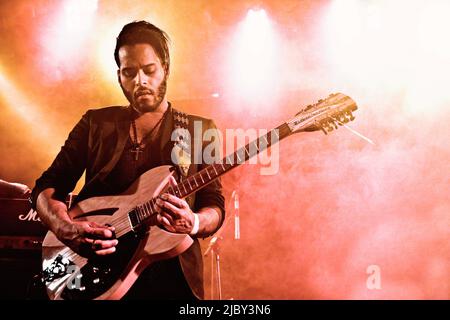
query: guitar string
[{"left": 99, "top": 126, "right": 289, "bottom": 236}]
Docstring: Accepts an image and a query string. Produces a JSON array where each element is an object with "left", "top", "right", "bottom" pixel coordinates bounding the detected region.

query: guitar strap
[{"left": 172, "top": 108, "right": 191, "bottom": 177}]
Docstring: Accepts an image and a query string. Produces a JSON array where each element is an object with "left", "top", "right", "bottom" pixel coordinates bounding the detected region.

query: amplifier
[
  {"left": 0, "top": 197, "right": 72, "bottom": 298},
  {"left": 0, "top": 198, "right": 47, "bottom": 249},
  {"left": 0, "top": 195, "right": 76, "bottom": 249}
]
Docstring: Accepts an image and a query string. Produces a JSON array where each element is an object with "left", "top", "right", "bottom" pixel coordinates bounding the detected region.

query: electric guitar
[{"left": 41, "top": 92, "right": 357, "bottom": 300}]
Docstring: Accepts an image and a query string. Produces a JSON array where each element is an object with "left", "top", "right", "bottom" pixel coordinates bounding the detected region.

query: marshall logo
[{"left": 19, "top": 209, "right": 41, "bottom": 222}]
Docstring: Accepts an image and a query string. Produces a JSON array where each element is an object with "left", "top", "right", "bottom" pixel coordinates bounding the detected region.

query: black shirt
[{"left": 106, "top": 119, "right": 195, "bottom": 300}]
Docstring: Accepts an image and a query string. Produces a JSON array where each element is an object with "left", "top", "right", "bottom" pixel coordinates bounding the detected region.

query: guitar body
[{"left": 42, "top": 165, "right": 193, "bottom": 300}]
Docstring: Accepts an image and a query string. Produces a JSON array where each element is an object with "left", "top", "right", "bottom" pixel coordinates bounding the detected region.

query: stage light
[
  {"left": 0, "top": 69, "right": 52, "bottom": 139},
  {"left": 417, "top": 1, "right": 450, "bottom": 61},
  {"left": 38, "top": 0, "right": 98, "bottom": 82},
  {"left": 322, "top": 0, "right": 450, "bottom": 115},
  {"left": 227, "top": 8, "right": 279, "bottom": 107},
  {"left": 97, "top": 25, "right": 121, "bottom": 84}
]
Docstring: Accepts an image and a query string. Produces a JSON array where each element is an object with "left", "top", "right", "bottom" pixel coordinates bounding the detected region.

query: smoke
[
  {"left": 199, "top": 1, "right": 450, "bottom": 299},
  {"left": 202, "top": 89, "right": 449, "bottom": 299},
  {"left": 0, "top": 0, "right": 448, "bottom": 299}
]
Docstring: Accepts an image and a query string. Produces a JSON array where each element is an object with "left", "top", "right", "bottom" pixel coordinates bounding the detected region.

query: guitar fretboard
[{"left": 128, "top": 123, "right": 292, "bottom": 228}]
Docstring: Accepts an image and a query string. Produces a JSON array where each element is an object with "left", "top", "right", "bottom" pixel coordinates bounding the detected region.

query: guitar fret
[
  {"left": 176, "top": 185, "right": 182, "bottom": 197},
  {"left": 273, "top": 129, "right": 279, "bottom": 139},
  {"left": 192, "top": 176, "right": 199, "bottom": 187},
  {"left": 143, "top": 203, "right": 149, "bottom": 218},
  {"left": 149, "top": 200, "right": 156, "bottom": 214},
  {"left": 186, "top": 178, "right": 193, "bottom": 190},
  {"left": 135, "top": 207, "right": 140, "bottom": 222},
  {"left": 141, "top": 204, "right": 147, "bottom": 219},
  {"left": 140, "top": 204, "right": 146, "bottom": 219},
  {"left": 262, "top": 135, "right": 269, "bottom": 145},
  {"left": 128, "top": 123, "right": 293, "bottom": 233},
  {"left": 244, "top": 147, "right": 250, "bottom": 158},
  {"left": 137, "top": 206, "right": 143, "bottom": 221}
]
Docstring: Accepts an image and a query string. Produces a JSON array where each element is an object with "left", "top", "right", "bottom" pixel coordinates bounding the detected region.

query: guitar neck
[
  {"left": 129, "top": 123, "right": 292, "bottom": 229},
  {"left": 168, "top": 122, "right": 292, "bottom": 199},
  {"left": 127, "top": 92, "right": 357, "bottom": 231}
]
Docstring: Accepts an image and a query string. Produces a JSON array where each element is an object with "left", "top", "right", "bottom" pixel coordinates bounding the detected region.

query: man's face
[{"left": 117, "top": 43, "right": 167, "bottom": 113}]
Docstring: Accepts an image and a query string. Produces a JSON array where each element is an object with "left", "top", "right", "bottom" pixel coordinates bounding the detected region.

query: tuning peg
[
  {"left": 319, "top": 124, "right": 328, "bottom": 135},
  {"left": 327, "top": 123, "right": 335, "bottom": 131},
  {"left": 345, "top": 110, "right": 355, "bottom": 121},
  {"left": 330, "top": 119, "right": 338, "bottom": 129},
  {"left": 336, "top": 113, "right": 348, "bottom": 124},
  {"left": 320, "top": 120, "right": 334, "bottom": 133},
  {"left": 334, "top": 116, "right": 343, "bottom": 125}
]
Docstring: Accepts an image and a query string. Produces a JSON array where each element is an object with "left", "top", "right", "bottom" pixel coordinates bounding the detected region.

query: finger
[
  {"left": 160, "top": 193, "right": 187, "bottom": 209},
  {"left": 156, "top": 198, "right": 181, "bottom": 214},
  {"left": 95, "top": 247, "right": 116, "bottom": 256},
  {"left": 82, "top": 237, "right": 96, "bottom": 244},
  {"left": 89, "top": 221, "right": 116, "bottom": 232},
  {"left": 157, "top": 214, "right": 176, "bottom": 232},
  {"left": 159, "top": 211, "right": 175, "bottom": 225},
  {"left": 157, "top": 199, "right": 182, "bottom": 216},
  {"left": 86, "top": 226, "right": 114, "bottom": 239},
  {"left": 93, "top": 239, "right": 119, "bottom": 250},
  {"left": 158, "top": 214, "right": 172, "bottom": 227}
]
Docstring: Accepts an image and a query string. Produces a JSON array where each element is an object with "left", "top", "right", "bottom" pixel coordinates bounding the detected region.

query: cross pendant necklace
[
  {"left": 130, "top": 120, "right": 145, "bottom": 161},
  {"left": 130, "top": 113, "right": 165, "bottom": 161},
  {"left": 131, "top": 145, "right": 143, "bottom": 161}
]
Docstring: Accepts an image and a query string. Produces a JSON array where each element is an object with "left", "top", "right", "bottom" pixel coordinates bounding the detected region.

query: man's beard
[{"left": 123, "top": 77, "right": 168, "bottom": 114}]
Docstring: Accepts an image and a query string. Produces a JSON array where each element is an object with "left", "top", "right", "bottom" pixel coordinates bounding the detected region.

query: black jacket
[{"left": 31, "top": 104, "right": 225, "bottom": 299}]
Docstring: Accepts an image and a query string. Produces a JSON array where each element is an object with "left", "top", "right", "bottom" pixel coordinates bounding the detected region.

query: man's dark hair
[{"left": 114, "top": 20, "right": 170, "bottom": 74}]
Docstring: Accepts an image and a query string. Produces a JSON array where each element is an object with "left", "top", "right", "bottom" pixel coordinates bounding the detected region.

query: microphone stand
[
  {"left": 204, "top": 235, "right": 223, "bottom": 300},
  {"left": 204, "top": 190, "right": 240, "bottom": 300}
]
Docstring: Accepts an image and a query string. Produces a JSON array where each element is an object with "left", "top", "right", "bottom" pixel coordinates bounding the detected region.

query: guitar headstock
[{"left": 287, "top": 93, "right": 357, "bottom": 135}]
